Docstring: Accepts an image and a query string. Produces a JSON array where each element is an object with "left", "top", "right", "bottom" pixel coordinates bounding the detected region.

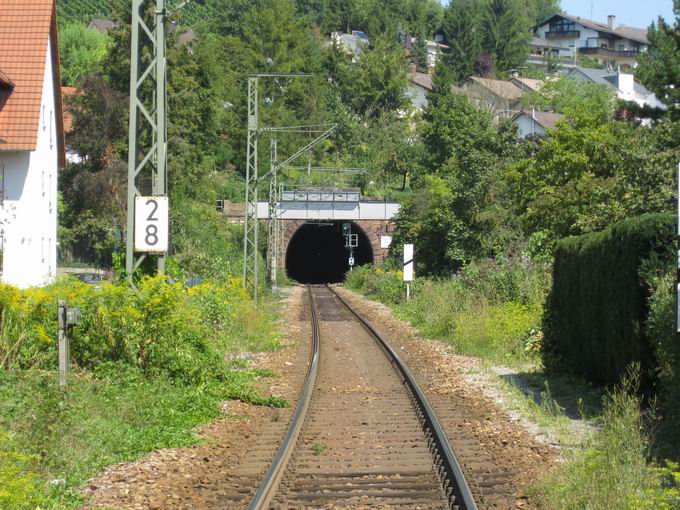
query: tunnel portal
[{"left": 285, "top": 221, "right": 374, "bottom": 284}]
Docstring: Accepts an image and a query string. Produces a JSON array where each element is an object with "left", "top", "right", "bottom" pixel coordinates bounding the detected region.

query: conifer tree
[
  {"left": 441, "top": 0, "right": 483, "bottom": 83},
  {"left": 637, "top": 0, "right": 680, "bottom": 112},
  {"left": 413, "top": 29, "right": 429, "bottom": 72},
  {"left": 483, "top": 0, "right": 532, "bottom": 74}
]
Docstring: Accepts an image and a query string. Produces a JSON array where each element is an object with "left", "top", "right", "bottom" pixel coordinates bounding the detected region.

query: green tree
[
  {"left": 524, "top": 0, "right": 561, "bottom": 24},
  {"left": 332, "top": 36, "right": 409, "bottom": 117},
  {"left": 59, "top": 22, "right": 110, "bottom": 86},
  {"left": 637, "top": 1, "right": 680, "bottom": 111},
  {"left": 412, "top": 30, "right": 429, "bottom": 72},
  {"left": 522, "top": 76, "right": 617, "bottom": 127},
  {"left": 441, "top": 0, "right": 483, "bottom": 83},
  {"left": 483, "top": 0, "right": 532, "bottom": 74},
  {"left": 394, "top": 92, "right": 519, "bottom": 274}
]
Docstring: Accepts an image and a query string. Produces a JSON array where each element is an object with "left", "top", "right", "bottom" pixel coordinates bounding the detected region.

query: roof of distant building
[
  {"left": 87, "top": 19, "right": 118, "bottom": 33},
  {"left": 0, "top": 0, "right": 65, "bottom": 165},
  {"left": 567, "top": 66, "right": 652, "bottom": 94},
  {"left": 467, "top": 76, "right": 525, "bottom": 101},
  {"left": 408, "top": 72, "right": 433, "bottom": 91},
  {"left": 538, "top": 12, "right": 648, "bottom": 44},
  {"left": 513, "top": 109, "right": 564, "bottom": 130},
  {"left": 510, "top": 77, "right": 544, "bottom": 92},
  {"left": 178, "top": 28, "right": 195, "bottom": 45}
]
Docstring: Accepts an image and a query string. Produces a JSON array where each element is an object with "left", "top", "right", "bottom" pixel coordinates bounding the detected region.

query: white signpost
[
  {"left": 134, "top": 196, "right": 169, "bottom": 253},
  {"left": 403, "top": 243, "right": 414, "bottom": 300}
]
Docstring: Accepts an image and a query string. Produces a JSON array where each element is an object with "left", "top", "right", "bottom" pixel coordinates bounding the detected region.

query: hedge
[{"left": 543, "top": 213, "right": 675, "bottom": 387}]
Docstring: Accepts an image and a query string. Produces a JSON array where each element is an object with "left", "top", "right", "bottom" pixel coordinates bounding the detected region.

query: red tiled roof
[{"left": 0, "top": 0, "right": 65, "bottom": 166}]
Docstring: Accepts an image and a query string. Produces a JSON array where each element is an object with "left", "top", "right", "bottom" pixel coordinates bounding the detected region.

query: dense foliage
[
  {"left": 0, "top": 276, "right": 279, "bottom": 392},
  {"left": 346, "top": 257, "right": 549, "bottom": 362},
  {"left": 543, "top": 213, "right": 675, "bottom": 388},
  {"left": 637, "top": 0, "right": 680, "bottom": 113}
]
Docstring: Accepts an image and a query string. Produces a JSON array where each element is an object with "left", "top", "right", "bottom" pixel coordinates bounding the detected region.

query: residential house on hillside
[
  {"left": 87, "top": 18, "right": 118, "bottom": 33},
  {"left": 567, "top": 67, "right": 665, "bottom": 110},
  {"left": 535, "top": 12, "right": 648, "bottom": 69},
  {"left": 509, "top": 77, "right": 544, "bottom": 93},
  {"left": 330, "top": 30, "right": 369, "bottom": 61},
  {"left": 512, "top": 109, "right": 564, "bottom": 137},
  {"left": 461, "top": 76, "right": 525, "bottom": 119},
  {"left": 0, "top": 0, "right": 65, "bottom": 288},
  {"left": 404, "top": 35, "right": 449, "bottom": 70},
  {"left": 406, "top": 71, "right": 433, "bottom": 110},
  {"left": 528, "top": 36, "right": 574, "bottom": 68}
]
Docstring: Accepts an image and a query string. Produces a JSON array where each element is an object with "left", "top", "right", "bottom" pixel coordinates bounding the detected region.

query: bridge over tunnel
[{"left": 285, "top": 221, "right": 374, "bottom": 284}]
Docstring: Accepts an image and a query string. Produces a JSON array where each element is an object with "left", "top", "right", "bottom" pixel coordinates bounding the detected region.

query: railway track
[{"left": 248, "top": 284, "right": 477, "bottom": 510}]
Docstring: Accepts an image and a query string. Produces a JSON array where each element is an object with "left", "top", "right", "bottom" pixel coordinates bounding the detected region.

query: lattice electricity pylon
[
  {"left": 126, "top": 0, "right": 168, "bottom": 279},
  {"left": 242, "top": 73, "right": 336, "bottom": 303},
  {"left": 266, "top": 139, "right": 278, "bottom": 287}
]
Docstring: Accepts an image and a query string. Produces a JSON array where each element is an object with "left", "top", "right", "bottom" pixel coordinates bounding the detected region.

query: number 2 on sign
[
  {"left": 145, "top": 199, "right": 159, "bottom": 246},
  {"left": 134, "top": 196, "right": 168, "bottom": 252}
]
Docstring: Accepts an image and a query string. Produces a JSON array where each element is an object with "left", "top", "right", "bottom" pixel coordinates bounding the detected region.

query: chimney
[{"left": 607, "top": 15, "right": 616, "bottom": 29}]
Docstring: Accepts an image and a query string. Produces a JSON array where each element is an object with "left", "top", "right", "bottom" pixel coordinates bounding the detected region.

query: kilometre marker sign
[{"left": 135, "top": 196, "right": 169, "bottom": 253}]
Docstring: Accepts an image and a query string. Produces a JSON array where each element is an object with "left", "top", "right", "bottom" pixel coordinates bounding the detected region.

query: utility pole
[
  {"left": 126, "top": 0, "right": 168, "bottom": 279},
  {"left": 267, "top": 139, "right": 278, "bottom": 287},
  {"left": 243, "top": 76, "right": 260, "bottom": 300},
  {"left": 242, "top": 73, "right": 335, "bottom": 303}
]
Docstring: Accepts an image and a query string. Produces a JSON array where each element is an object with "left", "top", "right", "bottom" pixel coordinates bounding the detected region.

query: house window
[
  {"left": 42, "top": 105, "right": 46, "bottom": 130},
  {"left": 41, "top": 237, "right": 45, "bottom": 263},
  {"left": 618, "top": 44, "right": 625, "bottom": 51},
  {"left": 549, "top": 19, "right": 576, "bottom": 32},
  {"left": 49, "top": 111, "right": 53, "bottom": 149},
  {"left": 42, "top": 169, "right": 45, "bottom": 197},
  {"left": 0, "top": 164, "right": 4, "bottom": 207}
]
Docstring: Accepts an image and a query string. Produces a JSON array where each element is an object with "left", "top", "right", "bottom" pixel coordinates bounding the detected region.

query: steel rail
[
  {"left": 328, "top": 285, "right": 478, "bottom": 510},
  {"left": 248, "top": 285, "right": 321, "bottom": 510}
]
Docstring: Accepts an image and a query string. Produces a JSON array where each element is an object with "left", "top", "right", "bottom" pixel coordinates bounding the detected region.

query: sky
[
  {"left": 437, "top": 0, "right": 676, "bottom": 29},
  {"left": 560, "top": 0, "right": 675, "bottom": 28}
]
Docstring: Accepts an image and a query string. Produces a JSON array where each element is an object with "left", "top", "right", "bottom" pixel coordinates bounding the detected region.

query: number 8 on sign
[{"left": 134, "top": 196, "right": 169, "bottom": 253}]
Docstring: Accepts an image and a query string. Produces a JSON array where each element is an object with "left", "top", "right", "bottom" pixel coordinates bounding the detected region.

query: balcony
[
  {"left": 545, "top": 30, "right": 580, "bottom": 39},
  {"left": 578, "top": 47, "right": 640, "bottom": 58}
]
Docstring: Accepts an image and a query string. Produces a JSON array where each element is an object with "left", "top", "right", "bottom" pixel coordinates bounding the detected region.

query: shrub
[
  {"left": 0, "top": 275, "right": 278, "bottom": 387},
  {"left": 543, "top": 213, "right": 675, "bottom": 388},
  {"left": 345, "top": 265, "right": 405, "bottom": 304},
  {"left": 345, "top": 257, "right": 550, "bottom": 362},
  {"left": 533, "top": 368, "right": 680, "bottom": 509},
  {"left": 0, "top": 432, "right": 43, "bottom": 509}
]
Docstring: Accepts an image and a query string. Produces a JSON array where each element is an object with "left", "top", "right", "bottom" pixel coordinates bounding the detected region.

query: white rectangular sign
[
  {"left": 380, "top": 236, "right": 393, "bottom": 249},
  {"left": 403, "top": 243, "right": 414, "bottom": 282},
  {"left": 135, "top": 196, "right": 169, "bottom": 253}
]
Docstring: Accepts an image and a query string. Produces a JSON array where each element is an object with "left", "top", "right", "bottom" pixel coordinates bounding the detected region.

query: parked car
[{"left": 74, "top": 272, "right": 105, "bottom": 285}]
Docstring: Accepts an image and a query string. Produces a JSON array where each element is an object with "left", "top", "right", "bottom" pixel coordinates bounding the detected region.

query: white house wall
[
  {"left": 514, "top": 115, "right": 547, "bottom": 138},
  {"left": 406, "top": 83, "right": 428, "bottom": 110},
  {"left": 1, "top": 37, "right": 58, "bottom": 288}
]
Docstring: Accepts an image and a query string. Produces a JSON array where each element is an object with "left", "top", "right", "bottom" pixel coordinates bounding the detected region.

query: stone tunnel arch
[{"left": 284, "top": 221, "right": 375, "bottom": 284}]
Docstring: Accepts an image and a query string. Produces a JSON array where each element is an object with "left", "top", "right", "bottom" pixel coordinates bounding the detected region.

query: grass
[
  {"left": 532, "top": 370, "right": 680, "bottom": 510},
  {"left": 0, "top": 363, "right": 282, "bottom": 509},
  {"left": 312, "top": 442, "right": 327, "bottom": 456},
  {"left": 346, "top": 260, "right": 548, "bottom": 366}
]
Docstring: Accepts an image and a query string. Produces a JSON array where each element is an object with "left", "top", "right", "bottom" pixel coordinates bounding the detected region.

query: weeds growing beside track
[
  {"left": 345, "top": 257, "right": 549, "bottom": 364},
  {"left": 0, "top": 275, "right": 284, "bottom": 509}
]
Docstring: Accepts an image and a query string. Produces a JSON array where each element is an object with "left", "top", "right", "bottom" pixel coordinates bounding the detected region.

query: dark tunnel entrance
[{"left": 286, "top": 221, "right": 374, "bottom": 284}]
